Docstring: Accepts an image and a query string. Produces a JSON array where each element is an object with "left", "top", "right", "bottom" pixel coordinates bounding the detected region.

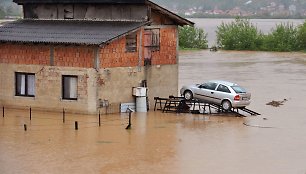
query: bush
[
  {"left": 0, "top": 8, "right": 5, "bottom": 19},
  {"left": 216, "top": 17, "right": 262, "bottom": 50},
  {"left": 262, "top": 23, "right": 299, "bottom": 52},
  {"left": 297, "top": 22, "right": 306, "bottom": 51},
  {"left": 179, "top": 25, "right": 208, "bottom": 49}
]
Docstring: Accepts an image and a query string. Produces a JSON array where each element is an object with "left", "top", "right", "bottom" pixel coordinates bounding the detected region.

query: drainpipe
[
  {"left": 138, "top": 29, "right": 143, "bottom": 72},
  {"left": 50, "top": 45, "right": 54, "bottom": 66},
  {"left": 94, "top": 46, "right": 100, "bottom": 114}
]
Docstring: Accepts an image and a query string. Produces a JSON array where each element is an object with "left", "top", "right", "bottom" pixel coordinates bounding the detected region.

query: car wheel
[
  {"left": 221, "top": 100, "right": 232, "bottom": 111},
  {"left": 184, "top": 90, "right": 193, "bottom": 100}
]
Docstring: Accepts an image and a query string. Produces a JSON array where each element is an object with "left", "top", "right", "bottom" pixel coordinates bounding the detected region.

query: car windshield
[{"left": 231, "top": 86, "right": 247, "bottom": 93}]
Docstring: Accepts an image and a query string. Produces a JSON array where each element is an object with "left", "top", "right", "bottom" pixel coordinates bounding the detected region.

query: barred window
[
  {"left": 151, "top": 29, "right": 160, "bottom": 50},
  {"left": 144, "top": 29, "right": 160, "bottom": 51}
]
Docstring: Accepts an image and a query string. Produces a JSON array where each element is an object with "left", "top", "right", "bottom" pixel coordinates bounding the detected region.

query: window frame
[
  {"left": 62, "top": 75, "right": 78, "bottom": 100},
  {"left": 15, "top": 72, "right": 35, "bottom": 97}
]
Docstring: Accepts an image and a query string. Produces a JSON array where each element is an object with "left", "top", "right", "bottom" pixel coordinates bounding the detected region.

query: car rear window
[{"left": 231, "top": 86, "right": 247, "bottom": 93}]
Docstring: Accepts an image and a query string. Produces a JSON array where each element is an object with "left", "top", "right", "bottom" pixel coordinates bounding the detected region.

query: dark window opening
[
  {"left": 15, "top": 72, "right": 35, "bottom": 97},
  {"left": 64, "top": 5, "right": 74, "bottom": 19},
  {"left": 217, "top": 84, "right": 231, "bottom": 93},
  {"left": 62, "top": 75, "right": 78, "bottom": 100},
  {"left": 201, "top": 82, "right": 218, "bottom": 90},
  {"left": 126, "top": 32, "right": 137, "bottom": 52},
  {"left": 145, "top": 29, "right": 160, "bottom": 51}
]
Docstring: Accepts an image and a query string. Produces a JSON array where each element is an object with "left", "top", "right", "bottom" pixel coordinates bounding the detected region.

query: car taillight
[{"left": 234, "top": 95, "right": 240, "bottom": 101}]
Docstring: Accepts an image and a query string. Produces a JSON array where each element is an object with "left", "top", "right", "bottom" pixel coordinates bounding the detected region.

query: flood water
[{"left": 1, "top": 49, "right": 306, "bottom": 173}]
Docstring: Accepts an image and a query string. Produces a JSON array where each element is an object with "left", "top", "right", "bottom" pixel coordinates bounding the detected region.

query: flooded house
[{"left": 0, "top": 0, "right": 193, "bottom": 114}]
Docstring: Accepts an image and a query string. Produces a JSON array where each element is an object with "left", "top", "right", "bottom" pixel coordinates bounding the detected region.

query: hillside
[{"left": 152, "top": 0, "right": 306, "bottom": 18}]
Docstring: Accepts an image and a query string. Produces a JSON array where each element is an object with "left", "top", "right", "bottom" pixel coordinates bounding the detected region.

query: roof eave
[
  {"left": 145, "top": 0, "right": 194, "bottom": 26},
  {"left": 100, "top": 21, "right": 151, "bottom": 46}
]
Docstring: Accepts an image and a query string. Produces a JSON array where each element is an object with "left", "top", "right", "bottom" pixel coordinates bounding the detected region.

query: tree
[
  {"left": 297, "top": 21, "right": 306, "bottom": 51},
  {"left": 262, "top": 23, "right": 299, "bottom": 51},
  {"left": 216, "top": 17, "right": 262, "bottom": 50},
  {"left": 0, "top": 7, "right": 5, "bottom": 19},
  {"left": 179, "top": 25, "right": 208, "bottom": 49}
]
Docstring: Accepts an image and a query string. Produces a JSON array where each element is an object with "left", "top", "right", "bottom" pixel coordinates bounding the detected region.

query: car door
[
  {"left": 194, "top": 82, "right": 218, "bottom": 103},
  {"left": 214, "top": 84, "right": 232, "bottom": 105}
]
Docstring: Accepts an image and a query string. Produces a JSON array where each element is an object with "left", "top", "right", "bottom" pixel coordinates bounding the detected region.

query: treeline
[
  {"left": 179, "top": 18, "right": 306, "bottom": 52},
  {"left": 216, "top": 18, "right": 306, "bottom": 51}
]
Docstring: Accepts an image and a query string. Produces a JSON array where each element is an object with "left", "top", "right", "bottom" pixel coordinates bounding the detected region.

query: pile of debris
[{"left": 266, "top": 99, "right": 287, "bottom": 107}]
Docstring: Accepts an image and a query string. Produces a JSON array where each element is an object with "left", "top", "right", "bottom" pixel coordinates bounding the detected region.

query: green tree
[
  {"left": 0, "top": 8, "right": 5, "bottom": 19},
  {"left": 216, "top": 17, "right": 262, "bottom": 50},
  {"left": 179, "top": 25, "right": 208, "bottom": 49},
  {"left": 297, "top": 21, "right": 306, "bottom": 51},
  {"left": 262, "top": 23, "right": 298, "bottom": 52}
]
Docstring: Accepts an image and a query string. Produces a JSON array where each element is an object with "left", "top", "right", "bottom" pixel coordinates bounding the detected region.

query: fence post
[
  {"left": 2, "top": 106, "right": 4, "bottom": 117},
  {"left": 75, "top": 121, "right": 78, "bottom": 130},
  {"left": 24, "top": 124, "right": 27, "bottom": 131},
  {"left": 99, "top": 110, "right": 101, "bottom": 127},
  {"left": 126, "top": 112, "right": 132, "bottom": 129},
  {"left": 29, "top": 107, "right": 32, "bottom": 120},
  {"left": 63, "top": 108, "right": 65, "bottom": 123}
]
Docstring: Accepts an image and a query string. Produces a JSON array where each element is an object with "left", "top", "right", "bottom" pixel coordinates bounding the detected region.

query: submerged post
[
  {"left": 63, "top": 108, "right": 65, "bottom": 123},
  {"left": 2, "top": 106, "right": 4, "bottom": 117},
  {"left": 75, "top": 121, "right": 78, "bottom": 130},
  {"left": 29, "top": 107, "right": 32, "bottom": 120},
  {"left": 99, "top": 110, "right": 101, "bottom": 127},
  {"left": 24, "top": 124, "right": 27, "bottom": 131},
  {"left": 125, "top": 107, "right": 134, "bottom": 130}
]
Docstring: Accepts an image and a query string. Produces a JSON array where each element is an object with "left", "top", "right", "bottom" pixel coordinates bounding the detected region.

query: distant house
[{"left": 0, "top": 0, "right": 193, "bottom": 114}]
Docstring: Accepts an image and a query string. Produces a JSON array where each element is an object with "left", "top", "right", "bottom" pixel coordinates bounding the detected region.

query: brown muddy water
[{"left": 1, "top": 50, "right": 306, "bottom": 174}]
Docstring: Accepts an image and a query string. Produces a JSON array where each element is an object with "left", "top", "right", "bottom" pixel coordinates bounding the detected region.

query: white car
[{"left": 180, "top": 80, "right": 251, "bottom": 111}]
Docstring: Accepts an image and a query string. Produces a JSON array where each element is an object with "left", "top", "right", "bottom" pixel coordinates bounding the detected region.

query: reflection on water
[{"left": 2, "top": 50, "right": 306, "bottom": 174}]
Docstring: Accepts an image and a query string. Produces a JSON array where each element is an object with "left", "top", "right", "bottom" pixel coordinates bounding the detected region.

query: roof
[
  {"left": 13, "top": 0, "right": 145, "bottom": 4},
  {"left": 209, "top": 80, "right": 238, "bottom": 86},
  {"left": 0, "top": 20, "right": 149, "bottom": 45},
  {"left": 146, "top": 1, "right": 194, "bottom": 26}
]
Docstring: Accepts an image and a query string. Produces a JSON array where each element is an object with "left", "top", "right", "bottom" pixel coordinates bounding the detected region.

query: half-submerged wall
[{"left": 0, "top": 25, "right": 179, "bottom": 114}]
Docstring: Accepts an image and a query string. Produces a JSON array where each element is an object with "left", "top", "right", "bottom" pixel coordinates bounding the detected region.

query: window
[
  {"left": 144, "top": 29, "right": 160, "bottom": 51},
  {"left": 64, "top": 5, "right": 74, "bottom": 19},
  {"left": 217, "top": 84, "right": 231, "bottom": 93},
  {"left": 201, "top": 82, "right": 218, "bottom": 90},
  {"left": 15, "top": 72, "right": 35, "bottom": 97},
  {"left": 231, "top": 86, "right": 247, "bottom": 93},
  {"left": 151, "top": 29, "right": 160, "bottom": 51},
  {"left": 126, "top": 32, "right": 137, "bottom": 52},
  {"left": 62, "top": 75, "right": 78, "bottom": 100}
]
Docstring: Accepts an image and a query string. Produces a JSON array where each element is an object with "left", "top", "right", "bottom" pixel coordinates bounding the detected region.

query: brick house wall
[
  {"left": 0, "top": 25, "right": 179, "bottom": 114},
  {"left": 0, "top": 44, "right": 49, "bottom": 65}
]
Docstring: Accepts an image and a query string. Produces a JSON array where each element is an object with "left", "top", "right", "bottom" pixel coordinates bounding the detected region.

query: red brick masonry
[{"left": 0, "top": 27, "right": 177, "bottom": 68}]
